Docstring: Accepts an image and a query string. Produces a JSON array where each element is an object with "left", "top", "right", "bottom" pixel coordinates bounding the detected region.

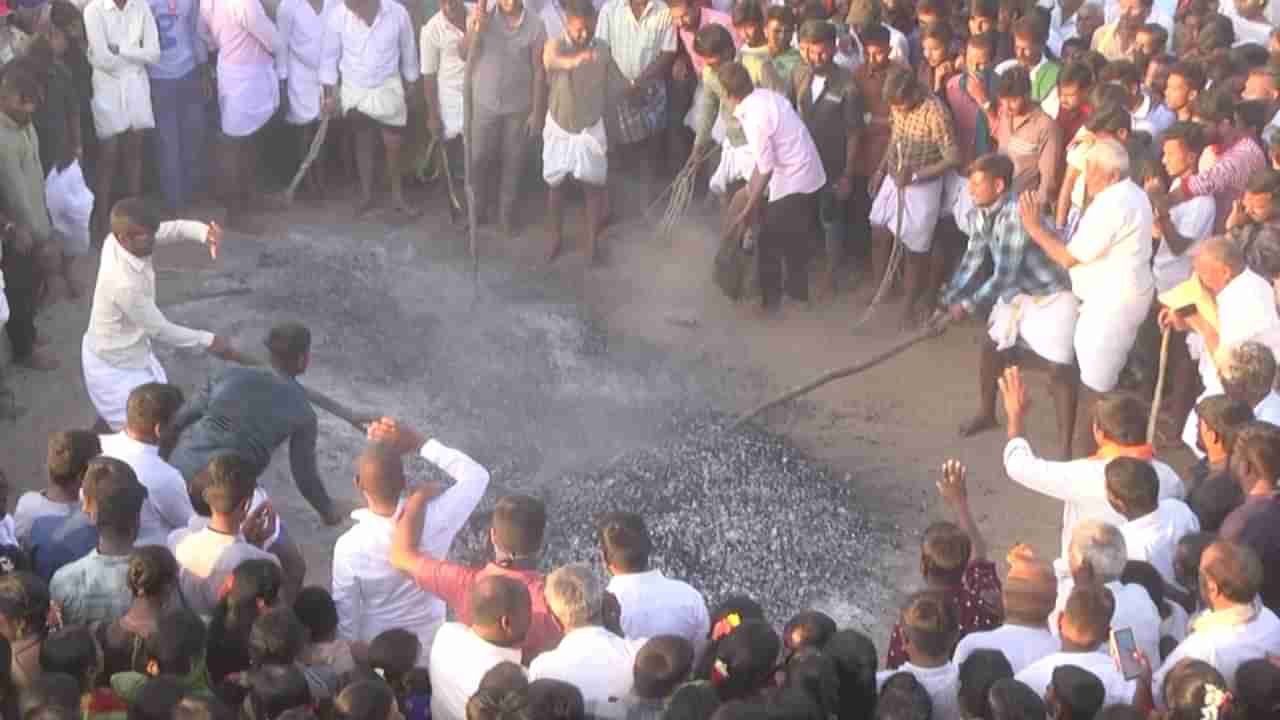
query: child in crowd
[
  {"left": 368, "top": 629, "right": 431, "bottom": 720},
  {"left": 294, "top": 586, "right": 356, "bottom": 683}
]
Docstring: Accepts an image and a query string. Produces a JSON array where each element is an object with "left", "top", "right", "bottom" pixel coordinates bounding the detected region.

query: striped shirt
[{"left": 594, "top": 0, "right": 675, "bottom": 80}]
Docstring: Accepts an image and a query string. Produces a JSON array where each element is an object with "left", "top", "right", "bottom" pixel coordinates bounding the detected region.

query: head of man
[
  {"left": 1160, "top": 122, "right": 1207, "bottom": 180},
  {"left": 1134, "top": 22, "right": 1167, "bottom": 60},
  {"left": 354, "top": 442, "right": 405, "bottom": 512},
  {"left": 1067, "top": 520, "right": 1128, "bottom": 584},
  {"left": 0, "top": 64, "right": 40, "bottom": 127},
  {"left": 920, "top": 22, "right": 952, "bottom": 69},
  {"left": 765, "top": 6, "right": 794, "bottom": 53},
  {"left": 47, "top": 430, "right": 101, "bottom": 495},
  {"left": 597, "top": 511, "right": 651, "bottom": 575},
  {"left": 1196, "top": 395, "right": 1253, "bottom": 463},
  {"left": 875, "top": 674, "right": 932, "bottom": 720},
  {"left": 919, "top": 521, "right": 971, "bottom": 586},
  {"left": 996, "top": 66, "right": 1033, "bottom": 117},
  {"left": 198, "top": 454, "right": 257, "bottom": 525},
  {"left": 1243, "top": 66, "right": 1279, "bottom": 105},
  {"left": 668, "top": 0, "right": 702, "bottom": 32},
  {"left": 694, "top": 24, "right": 736, "bottom": 69},
  {"left": 1082, "top": 137, "right": 1129, "bottom": 200},
  {"left": 1057, "top": 583, "right": 1115, "bottom": 651},
  {"left": 782, "top": 610, "right": 837, "bottom": 653},
  {"left": 1234, "top": 0, "right": 1268, "bottom": 19},
  {"left": 264, "top": 323, "right": 311, "bottom": 377},
  {"left": 1103, "top": 457, "right": 1159, "bottom": 521},
  {"left": 562, "top": 0, "right": 596, "bottom": 48},
  {"left": 969, "top": 0, "right": 998, "bottom": 36},
  {"left": 1003, "top": 545, "right": 1057, "bottom": 626},
  {"left": 1198, "top": 539, "right": 1263, "bottom": 611},
  {"left": 544, "top": 562, "right": 605, "bottom": 632},
  {"left": 1057, "top": 61, "right": 1094, "bottom": 114},
  {"left": 109, "top": 197, "right": 167, "bottom": 259},
  {"left": 496, "top": 0, "right": 523, "bottom": 19},
  {"left": 884, "top": 67, "right": 925, "bottom": 117},
  {"left": 633, "top": 636, "right": 695, "bottom": 701},
  {"left": 717, "top": 61, "right": 756, "bottom": 105},
  {"left": 469, "top": 575, "right": 533, "bottom": 647},
  {"left": 898, "top": 592, "right": 956, "bottom": 666},
  {"left": 0, "top": 572, "right": 49, "bottom": 641},
  {"left": 798, "top": 20, "right": 836, "bottom": 74},
  {"left": 1098, "top": 60, "right": 1143, "bottom": 109},
  {"left": 81, "top": 456, "right": 146, "bottom": 530},
  {"left": 1143, "top": 53, "right": 1172, "bottom": 98},
  {"left": 861, "top": 24, "right": 892, "bottom": 71},
  {"left": 1192, "top": 234, "right": 1246, "bottom": 296},
  {"left": 1242, "top": 168, "right": 1280, "bottom": 225},
  {"left": 957, "top": 650, "right": 1013, "bottom": 720},
  {"left": 989, "top": 679, "right": 1047, "bottom": 720},
  {"left": 966, "top": 153, "right": 1014, "bottom": 209},
  {"left": 1220, "top": 341, "right": 1277, "bottom": 410},
  {"left": 491, "top": 494, "right": 547, "bottom": 562},
  {"left": 1090, "top": 391, "right": 1148, "bottom": 449},
  {"left": 1229, "top": 420, "right": 1280, "bottom": 496},
  {"left": 913, "top": 0, "right": 941, "bottom": 27},
  {"left": 732, "top": 1, "right": 765, "bottom": 47},
  {"left": 1118, "top": 0, "right": 1152, "bottom": 24},
  {"left": 1044, "top": 666, "right": 1106, "bottom": 720},
  {"left": 1164, "top": 62, "right": 1205, "bottom": 116},
  {"left": 1011, "top": 15, "right": 1046, "bottom": 69}
]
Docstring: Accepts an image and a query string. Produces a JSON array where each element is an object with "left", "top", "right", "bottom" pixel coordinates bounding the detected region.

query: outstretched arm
[{"left": 937, "top": 459, "right": 987, "bottom": 563}]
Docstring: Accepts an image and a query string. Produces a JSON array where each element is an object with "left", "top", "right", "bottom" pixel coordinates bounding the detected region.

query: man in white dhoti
[
  {"left": 201, "top": 0, "right": 281, "bottom": 234},
  {"left": 936, "top": 154, "right": 1080, "bottom": 460},
  {"left": 83, "top": 0, "right": 160, "bottom": 241},
  {"left": 277, "top": 0, "right": 329, "bottom": 198},
  {"left": 421, "top": 0, "right": 468, "bottom": 222},
  {"left": 83, "top": 197, "right": 238, "bottom": 431},
  {"left": 541, "top": 0, "right": 625, "bottom": 263},
  {"left": 320, "top": 0, "right": 420, "bottom": 216},
  {"left": 1018, "top": 138, "right": 1155, "bottom": 454}
]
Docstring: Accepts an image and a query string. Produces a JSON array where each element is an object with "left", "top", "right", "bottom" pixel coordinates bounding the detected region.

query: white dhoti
[
  {"left": 709, "top": 141, "right": 755, "bottom": 195},
  {"left": 218, "top": 60, "right": 280, "bottom": 137},
  {"left": 90, "top": 67, "right": 155, "bottom": 139},
  {"left": 869, "top": 175, "right": 944, "bottom": 253},
  {"left": 81, "top": 334, "right": 167, "bottom": 431},
  {"left": 1073, "top": 290, "right": 1153, "bottom": 392},
  {"left": 940, "top": 170, "right": 965, "bottom": 219},
  {"left": 341, "top": 75, "right": 408, "bottom": 128},
  {"left": 542, "top": 115, "right": 608, "bottom": 187},
  {"left": 988, "top": 291, "right": 1080, "bottom": 365},
  {"left": 684, "top": 82, "right": 726, "bottom": 144},
  {"left": 284, "top": 59, "right": 321, "bottom": 125},
  {"left": 438, "top": 82, "right": 464, "bottom": 140}
]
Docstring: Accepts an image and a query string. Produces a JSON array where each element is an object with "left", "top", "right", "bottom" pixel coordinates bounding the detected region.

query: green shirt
[
  {"left": 0, "top": 111, "right": 50, "bottom": 243},
  {"left": 770, "top": 48, "right": 802, "bottom": 83},
  {"left": 696, "top": 44, "right": 784, "bottom": 148}
]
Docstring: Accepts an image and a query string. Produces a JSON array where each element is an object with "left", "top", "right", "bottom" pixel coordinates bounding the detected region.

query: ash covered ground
[{"left": 155, "top": 218, "right": 894, "bottom": 628}]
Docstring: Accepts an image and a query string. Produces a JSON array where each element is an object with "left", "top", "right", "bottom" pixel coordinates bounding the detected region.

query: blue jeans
[{"left": 151, "top": 69, "right": 206, "bottom": 213}]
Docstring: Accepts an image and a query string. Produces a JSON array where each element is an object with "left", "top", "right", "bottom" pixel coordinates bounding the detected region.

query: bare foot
[
  {"left": 354, "top": 196, "right": 377, "bottom": 218},
  {"left": 16, "top": 349, "right": 59, "bottom": 371},
  {"left": 958, "top": 414, "right": 999, "bottom": 438},
  {"left": 545, "top": 236, "right": 563, "bottom": 263}
]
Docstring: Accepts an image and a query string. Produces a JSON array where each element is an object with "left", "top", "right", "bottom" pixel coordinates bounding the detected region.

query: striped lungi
[{"left": 613, "top": 82, "right": 667, "bottom": 145}]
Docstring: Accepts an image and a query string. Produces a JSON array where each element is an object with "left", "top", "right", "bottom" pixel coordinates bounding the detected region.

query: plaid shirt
[
  {"left": 884, "top": 94, "right": 957, "bottom": 177},
  {"left": 941, "top": 195, "right": 1070, "bottom": 313}
]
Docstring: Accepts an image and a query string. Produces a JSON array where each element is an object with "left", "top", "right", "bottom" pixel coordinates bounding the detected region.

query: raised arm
[{"left": 937, "top": 459, "right": 987, "bottom": 563}]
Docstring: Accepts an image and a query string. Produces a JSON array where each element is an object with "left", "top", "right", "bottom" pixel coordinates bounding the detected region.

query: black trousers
[
  {"left": 759, "top": 191, "right": 819, "bottom": 308},
  {"left": 2, "top": 241, "right": 38, "bottom": 362}
]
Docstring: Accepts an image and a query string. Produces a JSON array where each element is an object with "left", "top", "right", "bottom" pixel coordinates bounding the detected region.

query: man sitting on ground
[{"left": 429, "top": 576, "right": 531, "bottom": 720}]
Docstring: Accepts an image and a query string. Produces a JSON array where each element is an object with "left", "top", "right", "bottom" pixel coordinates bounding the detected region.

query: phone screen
[{"left": 1111, "top": 628, "right": 1142, "bottom": 680}]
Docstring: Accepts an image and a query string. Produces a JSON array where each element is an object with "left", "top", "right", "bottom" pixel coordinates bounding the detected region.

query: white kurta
[
  {"left": 870, "top": 175, "right": 945, "bottom": 253},
  {"left": 420, "top": 9, "right": 468, "bottom": 140},
  {"left": 276, "top": 0, "right": 327, "bottom": 125},
  {"left": 542, "top": 116, "right": 608, "bottom": 187},
  {"left": 85, "top": 0, "right": 161, "bottom": 138}
]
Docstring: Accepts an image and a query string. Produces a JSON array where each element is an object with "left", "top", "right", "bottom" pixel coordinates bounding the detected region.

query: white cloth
[
  {"left": 528, "top": 626, "right": 643, "bottom": 720},
  {"left": 1016, "top": 650, "right": 1137, "bottom": 706},
  {"left": 870, "top": 175, "right": 944, "bottom": 253},
  {"left": 875, "top": 662, "right": 961, "bottom": 720},
  {"left": 82, "top": 334, "right": 169, "bottom": 431},
  {"left": 1131, "top": 93, "right": 1175, "bottom": 144},
  {"left": 218, "top": 59, "right": 280, "bottom": 136},
  {"left": 1153, "top": 605, "right": 1280, "bottom": 704},
  {"left": 99, "top": 432, "right": 196, "bottom": 547},
  {"left": 13, "top": 493, "right": 78, "bottom": 547},
  {"left": 168, "top": 525, "right": 280, "bottom": 616},
  {"left": 1152, "top": 179, "right": 1214, "bottom": 293},
  {"left": 953, "top": 624, "right": 1059, "bottom": 674},
  {"left": 1119, "top": 499, "right": 1200, "bottom": 591},
  {"left": 607, "top": 569, "right": 710, "bottom": 662},
  {"left": 1102, "top": 1, "right": 1175, "bottom": 33},
  {"left": 542, "top": 115, "right": 608, "bottom": 187},
  {"left": 1161, "top": 600, "right": 1190, "bottom": 647},
  {"left": 1230, "top": 15, "right": 1272, "bottom": 47},
  {"left": 85, "top": 223, "right": 214, "bottom": 370},
  {"left": 733, "top": 88, "right": 826, "bottom": 202},
  {"left": 84, "top": 0, "right": 161, "bottom": 138},
  {"left": 320, "top": 0, "right": 420, "bottom": 88},
  {"left": 1046, "top": 2, "right": 1079, "bottom": 56},
  {"left": 333, "top": 440, "right": 489, "bottom": 653},
  {"left": 0, "top": 291, "right": 7, "bottom": 329},
  {"left": 45, "top": 161, "right": 95, "bottom": 258},
  {"left": 1049, "top": 580, "right": 1162, "bottom": 670},
  {"left": 708, "top": 140, "right": 755, "bottom": 196},
  {"left": 420, "top": 9, "right": 467, "bottom": 140},
  {"left": 429, "top": 623, "right": 524, "bottom": 720},
  {"left": 684, "top": 83, "right": 725, "bottom": 144},
  {"left": 276, "top": 0, "right": 327, "bottom": 125},
  {"left": 539, "top": 0, "right": 566, "bottom": 44},
  {"left": 987, "top": 291, "right": 1080, "bottom": 366},
  {"left": 340, "top": 73, "right": 407, "bottom": 126},
  {"left": 593, "top": 0, "right": 676, "bottom": 81},
  {"left": 1003, "top": 437, "right": 1185, "bottom": 563},
  {"left": 1220, "top": 0, "right": 1280, "bottom": 37},
  {"left": 1067, "top": 179, "right": 1155, "bottom": 392}
]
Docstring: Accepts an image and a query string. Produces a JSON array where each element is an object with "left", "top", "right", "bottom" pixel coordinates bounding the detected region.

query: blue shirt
[
  {"left": 147, "top": 0, "right": 208, "bottom": 79},
  {"left": 29, "top": 512, "right": 97, "bottom": 582}
]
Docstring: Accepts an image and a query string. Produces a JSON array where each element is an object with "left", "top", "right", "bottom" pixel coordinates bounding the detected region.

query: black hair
[
  {"left": 1168, "top": 62, "right": 1207, "bottom": 91},
  {"left": 664, "top": 682, "right": 721, "bottom": 720},
  {"left": 466, "top": 686, "right": 530, "bottom": 720},
  {"left": 717, "top": 62, "right": 755, "bottom": 102},
  {"left": 146, "top": 608, "right": 206, "bottom": 675},
  {"left": 248, "top": 608, "right": 308, "bottom": 666},
  {"left": 598, "top": 512, "right": 652, "bottom": 573},
  {"left": 264, "top": 323, "right": 311, "bottom": 369},
  {"left": 995, "top": 65, "right": 1032, "bottom": 99},
  {"left": 708, "top": 621, "right": 781, "bottom": 702},
  {"left": 46, "top": 431, "right": 101, "bottom": 487},
  {"left": 207, "top": 560, "right": 283, "bottom": 684},
  {"left": 1104, "top": 457, "right": 1159, "bottom": 515},
  {"left": 824, "top": 630, "right": 878, "bottom": 720},
  {"left": 368, "top": 628, "right": 422, "bottom": 693},
  {"left": 527, "top": 679, "right": 585, "bottom": 720},
  {"left": 958, "top": 650, "right": 1014, "bottom": 719},
  {"left": 336, "top": 680, "right": 396, "bottom": 720},
  {"left": 1235, "top": 658, "right": 1280, "bottom": 720},
  {"left": 732, "top": 1, "right": 764, "bottom": 27},
  {"left": 125, "top": 383, "right": 184, "bottom": 434},
  {"left": 988, "top": 679, "right": 1046, "bottom": 720},
  {"left": 110, "top": 197, "right": 163, "bottom": 233},
  {"left": 784, "top": 648, "right": 840, "bottom": 720},
  {"left": 492, "top": 495, "right": 547, "bottom": 557},
  {"left": 694, "top": 23, "right": 736, "bottom": 60},
  {"left": 1051, "top": 665, "right": 1106, "bottom": 719},
  {"left": 293, "top": 586, "right": 339, "bottom": 642},
  {"left": 783, "top": 611, "right": 837, "bottom": 652},
  {"left": 127, "top": 545, "right": 178, "bottom": 599},
  {"left": 1161, "top": 122, "right": 1208, "bottom": 156},
  {"left": 797, "top": 19, "right": 837, "bottom": 45},
  {"left": 1163, "top": 659, "right": 1228, "bottom": 719},
  {"left": 1093, "top": 393, "right": 1148, "bottom": 445},
  {"left": 861, "top": 24, "right": 891, "bottom": 48},
  {"left": 198, "top": 454, "right": 257, "bottom": 514},
  {"left": 634, "top": 635, "right": 695, "bottom": 700},
  {"left": 127, "top": 676, "right": 186, "bottom": 720},
  {"left": 1120, "top": 561, "right": 1165, "bottom": 616},
  {"left": 875, "top": 673, "right": 931, "bottom": 720},
  {"left": 245, "top": 664, "right": 313, "bottom": 720},
  {"left": 38, "top": 627, "right": 99, "bottom": 693},
  {"left": 0, "top": 571, "right": 49, "bottom": 637}
]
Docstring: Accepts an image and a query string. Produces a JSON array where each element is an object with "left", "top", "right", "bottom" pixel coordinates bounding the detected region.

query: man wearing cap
[
  {"left": 953, "top": 544, "right": 1060, "bottom": 674},
  {"left": 169, "top": 322, "right": 349, "bottom": 526}
]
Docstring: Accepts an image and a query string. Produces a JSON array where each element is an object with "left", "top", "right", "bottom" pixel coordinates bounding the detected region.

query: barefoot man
[
  {"left": 542, "top": 0, "right": 626, "bottom": 263},
  {"left": 321, "top": 0, "right": 420, "bottom": 216},
  {"left": 82, "top": 197, "right": 238, "bottom": 431}
]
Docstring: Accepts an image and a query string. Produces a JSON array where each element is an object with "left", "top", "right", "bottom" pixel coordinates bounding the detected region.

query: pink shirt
[
  {"left": 678, "top": 7, "right": 735, "bottom": 77},
  {"left": 199, "top": 0, "right": 278, "bottom": 66}
]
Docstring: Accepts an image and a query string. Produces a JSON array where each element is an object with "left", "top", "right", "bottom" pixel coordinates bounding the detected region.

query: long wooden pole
[
  {"left": 463, "top": 0, "right": 483, "bottom": 303},
  {"left": 1147, "top": 326, "right": 1171, "bottom": 445}
]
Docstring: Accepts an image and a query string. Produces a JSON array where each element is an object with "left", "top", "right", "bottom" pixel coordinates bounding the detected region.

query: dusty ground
[{"left": 0, "top": 179, "right": 1076, "bottom": 653}]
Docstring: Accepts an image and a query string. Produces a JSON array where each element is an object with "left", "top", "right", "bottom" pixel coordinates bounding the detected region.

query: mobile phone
[{"left": 1110, "top": 628, "right": 1142, "bottom": 680}]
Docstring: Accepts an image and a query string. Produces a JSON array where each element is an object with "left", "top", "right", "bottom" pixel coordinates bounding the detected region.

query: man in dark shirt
[
  {"left": 167, "top": 323, "right": 344, "bottom": 526},
  {"left": 1222, "top": 421, "right": 1280, "bottom": 613}
]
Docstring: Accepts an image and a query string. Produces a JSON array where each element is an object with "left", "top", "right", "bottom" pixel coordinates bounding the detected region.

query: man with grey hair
[
  {"left": 1220, "top": 342, "right": 1280, "bottom": 425},
  {"left": 1048, "top": 520, "right": 1161, "bottom": 665},
  {"left": 528, "top": 563, "right": 644, "bottom": 719},
  {"left": 1018, "top": 139, "right": 1155, "bottom": 450},
  {"left": 1163, "top": 235, "right": 1280, "bottom": 456}
]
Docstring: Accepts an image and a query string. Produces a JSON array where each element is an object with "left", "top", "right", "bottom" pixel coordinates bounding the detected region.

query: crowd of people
[{"left": 7, "top": 0, "right": 1280, "bottom": 718}]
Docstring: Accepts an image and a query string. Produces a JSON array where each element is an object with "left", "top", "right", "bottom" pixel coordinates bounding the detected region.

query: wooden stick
[
  {"left": 730, "top": 324, "right": 943, "bottom": 430},
  {"left": 463, "top": 4, "right": 482, "bottom": 304},
  {"left": 284, "top": 114, "right": 331, "bottom": 206},
  {"left": 1147, "top": 325, "right": 1172, "bottom": 445}
]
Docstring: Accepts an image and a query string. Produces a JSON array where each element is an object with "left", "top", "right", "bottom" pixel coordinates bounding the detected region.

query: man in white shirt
[
  {"left": 99, "top": 383, "right": 196, "bottom": 547},
  {"left": 999, "top": 367, "right": 1185, "bottom": 564},
  {"left": 168, "top": 453, "right": 279, "bottom": 615},
  {"left": 1093, "top": 0, "right": 1172, "bottom": 60},
  {"left": 1019, "top": 139, "right": 1154, "bottom": 437},
  {"left": 420, "top": 0, "right": 468, "bottom": 223},
  {"left": 333, "top": 421, "right": 490, "bottom": 657},
  {"left": 875, "top": 593, "right": 962, "bottom": 720},
  {"left": 1153, "top": 539, "right": 1280, "bottom": 702},
  {"left": 429, "top": 575, "right": 530, "bottom": 720},
  {"left": 83, "top": 0, "right": 160, "bottom": 240},
  {"left": 529, "top": 563, "right": 643, "bottom": 719},
  {"left": 598, "top": 511, "right": 709, "bottom": 661},
  {"left": 954, "top": 544, "right": 1059, "bottom": 674},
  {"left": 1105, "top": 458, "right": 1200, "bottom": 589},
  {"left": 82, "top": 197, "right": 237, "bottom": 432},
  {"left": 320, "top": 0, "right": 419, "bottom": 216},
  {"left": 1016, "top": 583, "right": 1137, "bottom": 707},
  {"left": 1150, "top": 123, "right": 1216, "bottom": 295},
  {"left": 723, "top": 60, "right": 825, "bottom": 312}
]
